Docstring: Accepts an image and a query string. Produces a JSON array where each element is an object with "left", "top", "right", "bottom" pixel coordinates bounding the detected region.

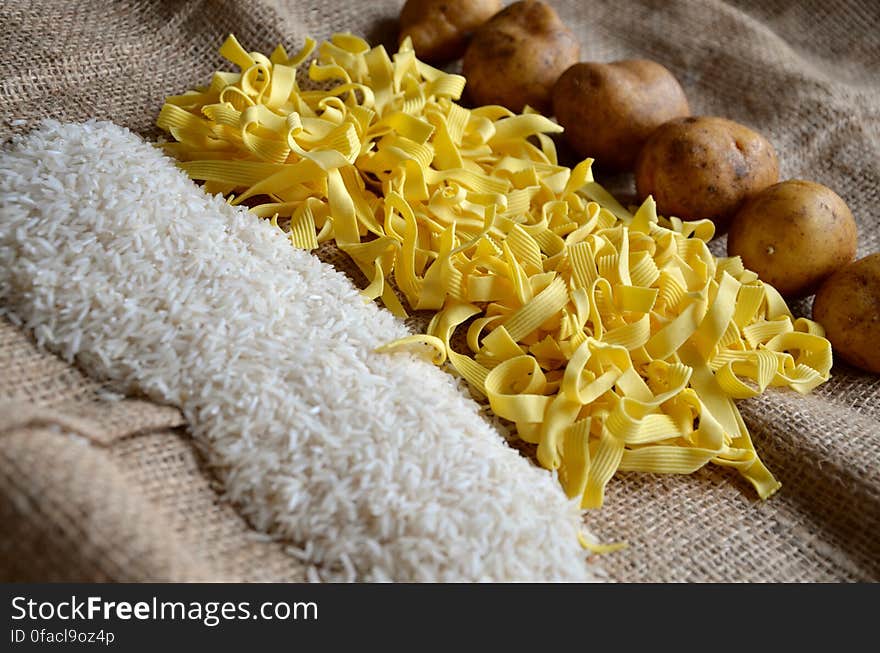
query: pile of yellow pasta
[{"left": 158, "top": 33, "right": 832, "bottom": 508}]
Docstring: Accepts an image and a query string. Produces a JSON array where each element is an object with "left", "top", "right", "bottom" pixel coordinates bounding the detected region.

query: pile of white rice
[{"left": 0, "top": 120, "right": 598, "bottom": 581}]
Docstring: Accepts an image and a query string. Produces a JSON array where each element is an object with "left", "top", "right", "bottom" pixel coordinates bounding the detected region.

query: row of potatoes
[{"left": 398, "top": 0, "right": 879, "bottom": 374}]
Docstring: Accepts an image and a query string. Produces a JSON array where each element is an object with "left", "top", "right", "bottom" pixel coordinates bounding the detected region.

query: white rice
[{"left": 0, "top": 120, "right": 598, "bottom": 582}]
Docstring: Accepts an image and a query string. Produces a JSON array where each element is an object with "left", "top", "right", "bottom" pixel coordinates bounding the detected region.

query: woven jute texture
[{"left": 1, "top": 0, "right": 878, "bottom": 582}]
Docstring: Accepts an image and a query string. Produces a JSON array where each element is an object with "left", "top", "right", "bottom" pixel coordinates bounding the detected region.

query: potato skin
[
  {"left": 727, "top": 180, "right": 858, "bottom": 298},
  {"left": 635, "top": 116, "right": 779, "bottom": 233},
  {"left": 552, "top": 60, "right": 690, "bottom": 171},
  {"left": 399, "top": 0, "right": 502, "bottom": 64},
  {"left": 462, "top": 0, "right": 580, "bottom": 114},
  {"left": 813, "top": 253, "right": 880, "bottom": 374}
]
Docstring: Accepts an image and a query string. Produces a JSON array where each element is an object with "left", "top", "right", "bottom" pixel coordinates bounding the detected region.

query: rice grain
[{"left": 0, "top": 120, "right": 598, "bottom": 582}]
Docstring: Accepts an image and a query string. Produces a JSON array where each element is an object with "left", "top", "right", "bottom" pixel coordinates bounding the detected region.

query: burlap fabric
[{"left": 1, "top": 0, "right": 877, "bottom": 582}]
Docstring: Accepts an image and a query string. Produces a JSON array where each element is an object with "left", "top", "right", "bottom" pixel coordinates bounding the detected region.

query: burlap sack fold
[{"left": 1, "top": 0, "right": 878, "bottom": 582}]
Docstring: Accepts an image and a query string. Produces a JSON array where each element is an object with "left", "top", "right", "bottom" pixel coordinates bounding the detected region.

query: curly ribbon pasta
[{"left": 158, "top": 34, "right": 833, "bottom": 509}]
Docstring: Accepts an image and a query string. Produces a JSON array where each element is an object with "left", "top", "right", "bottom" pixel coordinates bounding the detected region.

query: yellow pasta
[{"left": 158, "top": 33, "right": 833, "bottom": 510}]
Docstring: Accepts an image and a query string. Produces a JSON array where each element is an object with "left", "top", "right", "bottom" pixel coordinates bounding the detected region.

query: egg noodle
[{"left": 158, "top": 33, "right": 832, "bottom": 510}]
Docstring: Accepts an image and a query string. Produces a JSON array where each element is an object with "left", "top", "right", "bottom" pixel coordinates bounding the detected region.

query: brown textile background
[{"left": 1, "top": 0, "right": 878, "bottom": 582}]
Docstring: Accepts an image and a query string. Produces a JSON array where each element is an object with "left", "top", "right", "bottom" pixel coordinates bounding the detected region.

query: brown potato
[
  {"left": 813, "top": 253, "right": 880, "bottom": 374},
  {"left": 727, "top": 180, "right": 858, "bottom": 298},
  {"left": 635, "top": 116, "right": 779, "bottom": 233},
  {"left": 462, "top": 0, "right": 580, "bottom": 114},
  {"left": 552, "top": 60, "right": 690, "bottom": 171},
  {"left": 399, "top": 0, "right": 502, "bottom": 64}
]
